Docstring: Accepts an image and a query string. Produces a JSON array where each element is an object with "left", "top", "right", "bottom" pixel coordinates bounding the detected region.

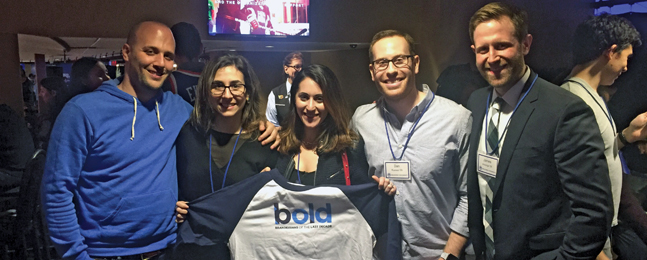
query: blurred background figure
[
  {"left": 0, "top": 104, "right": 35, "bottom": 194},
  {"left": 68, "top": 57, "right": 110, "bottom": 100},
  {"left": 266, "top": 51, "right": 303, "bottom": 127},
  {"left": 162, "top": 22, "right": 204, "bottom": 106},
  {"left": 37, "top": 76, "right": 67, "bottom": 149}
]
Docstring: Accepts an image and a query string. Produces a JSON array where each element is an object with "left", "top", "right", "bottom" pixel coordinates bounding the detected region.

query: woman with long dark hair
[
  {"left": 175, "top": 54, "right": 279, "bottom": 203},
  {"left": 277, "top": 64, "right": 395, "bottom": 192}
]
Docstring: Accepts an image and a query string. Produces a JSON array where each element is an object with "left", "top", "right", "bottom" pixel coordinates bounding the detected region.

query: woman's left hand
[{"left": 372, "top": 175, "right": 397, "bottom": 196}]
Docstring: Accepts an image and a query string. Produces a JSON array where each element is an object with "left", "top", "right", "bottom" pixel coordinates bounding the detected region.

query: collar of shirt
[
  {"left": 378, "top": 84, "right": 433, "bottom": 129},
  {"left": 285, "top": 79, "right": 292, "bottom": 95},
  {"left": 492, "top": 66, "right": 530, "bottom": 111},
  {"left": 567, "top": 77, "right": 595, "bottom": 93}
]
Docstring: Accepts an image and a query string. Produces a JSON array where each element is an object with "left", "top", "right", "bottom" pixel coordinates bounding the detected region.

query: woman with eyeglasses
[
  {"left": 175, "top": 54, "right": 279, "bottom": 206},
  {"left": 276, "top": 64, "right": 396, "bottom": 194}
]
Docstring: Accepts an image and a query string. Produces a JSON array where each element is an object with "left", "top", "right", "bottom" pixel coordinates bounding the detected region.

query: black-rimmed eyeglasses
[
  {"left": 211, "top": 82, "right": 246, "bottom": 96},
  {"left": 371, "top": 55, "right": 414, "bottom": 71},
  {"left": 286, "top": 65, "right": 302, "bottom": 71}
]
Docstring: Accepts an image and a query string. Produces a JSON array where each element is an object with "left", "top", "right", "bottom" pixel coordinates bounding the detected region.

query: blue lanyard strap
[
  {"left": 208, "top": 127, "right": 243, "bottom": 192},
  {"left": 566, "top": 79, "right": 616, "bottom": 133},
  {"left": 296, "top": 153, "right": 302, "bottom": 184},
  {"left": 484, "top": 74, "right": 538, "bottom": 155},
  {"left": 384, "top": 91, "right": 435, "bottom": 161}
]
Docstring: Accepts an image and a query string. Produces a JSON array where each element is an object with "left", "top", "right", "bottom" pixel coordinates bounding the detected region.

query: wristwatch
[
  {"left": 440, "top": 252, "right": 451, "bottom": 260},
  {"left": 619, "top": 130, "right": 630, "bottom": 146}
]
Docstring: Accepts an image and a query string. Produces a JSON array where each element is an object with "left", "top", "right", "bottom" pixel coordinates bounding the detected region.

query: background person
[
  {"left": 266, "top": 51, "right": 303, "bottom": 127},
  {"left": 37, "top": 76, "right": 67, "bottom": 149},
  {"left": 162, "top": 22, "right": 204, "bottom": 106},
  {"left": 561, "top": 13, "right": 645, "bottom": 260},
  {"left": 68, "top": 57, "right": 110, "bottom": 100}
]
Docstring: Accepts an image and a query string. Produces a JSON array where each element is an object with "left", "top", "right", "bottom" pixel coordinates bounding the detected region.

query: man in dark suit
[{"left": 465, "top": 3, "right": 613, "bottom": 259}]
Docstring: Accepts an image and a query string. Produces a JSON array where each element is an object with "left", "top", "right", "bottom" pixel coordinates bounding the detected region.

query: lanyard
[
  {"left": 566, "top": 79, "right": 616, "bottom": 133},
  {"left": 208, "top": 128, "right": 243, "bottom": 192},
  {"left": 384, "top": 91, "right": 435, "bottom": 161},
  {"left": 296, "top": 153, "right": 302, "bottom": 184},
  {"left": 484, "top": 74, "right": 538, "bottom": 155}
]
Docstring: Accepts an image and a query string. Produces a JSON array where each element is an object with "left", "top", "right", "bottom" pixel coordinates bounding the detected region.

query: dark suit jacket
[{"left": 465, "top": 71, "right": 613, "bottom": 260}]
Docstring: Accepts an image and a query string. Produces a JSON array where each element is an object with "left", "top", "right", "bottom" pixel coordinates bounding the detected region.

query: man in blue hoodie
[{"left": 41, "top": 21, "right": 193, "bottom": 260}]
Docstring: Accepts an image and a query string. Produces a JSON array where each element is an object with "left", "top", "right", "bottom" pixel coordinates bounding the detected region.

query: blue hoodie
[{"left": 41, "top": 79, "right": 192, "bottom": 260}]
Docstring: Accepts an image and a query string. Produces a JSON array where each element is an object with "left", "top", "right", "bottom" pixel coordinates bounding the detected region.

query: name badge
[
  {"left": 477, "top": 153, "right": 498, "bottom": 178},
  {"left": 384, "top": 161, "right": 411, "bottom": 181}
]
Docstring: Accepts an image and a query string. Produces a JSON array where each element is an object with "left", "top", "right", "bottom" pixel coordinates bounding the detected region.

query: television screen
[{"left": 208, "top": 0, "right": 309, "bottom": 36}]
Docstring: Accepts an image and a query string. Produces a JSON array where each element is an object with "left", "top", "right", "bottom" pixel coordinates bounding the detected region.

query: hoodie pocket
[{"left": 100, "top": 189, "right": 176, "bottom": 243}]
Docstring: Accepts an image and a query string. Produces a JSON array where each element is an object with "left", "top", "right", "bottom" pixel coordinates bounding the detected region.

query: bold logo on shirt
[{"left": 274, "top": 203, "right": 331, "bottom": 224}]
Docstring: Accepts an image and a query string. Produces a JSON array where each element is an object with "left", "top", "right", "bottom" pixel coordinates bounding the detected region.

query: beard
[
  {"left": 479, "top": 52, "right": 526, "bottom": 90},
  {"left": 131, "top": 68, "right": 168, "bottom": 91}
]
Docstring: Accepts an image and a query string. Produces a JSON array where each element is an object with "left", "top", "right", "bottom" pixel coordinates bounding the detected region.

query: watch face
[{"left": 441, "top": 252, "right": 457, "bottom": 260}]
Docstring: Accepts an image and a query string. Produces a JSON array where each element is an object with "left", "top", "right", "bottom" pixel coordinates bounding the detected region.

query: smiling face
[
  {"left": 122, "top": 22, "right": 176, "bottom": 91},
  {"left": 472, "top": 16, "right": 531, "bottom": 93},
  {"left": 369, "top": 36, "right": 420, "bottom": 102},
  {"left": 209, "top": 65, "right": 247, "bottom": 119},
  {"left": 284, "top": 58, "right": 303, "bottom": 82},
  {"left": 295, "top": 77, "right": 328, "bottom": 130},
  {"left": 601, "top": 45, "right": 633, "bottom": 86}
]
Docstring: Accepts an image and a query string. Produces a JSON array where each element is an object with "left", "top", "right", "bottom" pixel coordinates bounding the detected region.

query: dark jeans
[{"left": 612, "top": 222, "right": 647, "bottom": 260}]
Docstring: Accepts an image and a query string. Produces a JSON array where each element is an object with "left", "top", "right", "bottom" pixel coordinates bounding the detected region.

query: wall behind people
[
  {"left": 1, "top": 0, "right": 591, "bottom": 109},
  {"left": 0, "top": 33, "right": 22, "bottom": 114}
]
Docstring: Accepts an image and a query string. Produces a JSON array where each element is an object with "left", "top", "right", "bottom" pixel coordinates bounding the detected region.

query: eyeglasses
[
  {"left": 211, "top": 82, "right": 246, "bottom": 96},
  {"left": 371, "top": 55, "right": 414, "bottom": 71},
  {"left": 286, "top": 65, "right": 302, "bottom": 71}
]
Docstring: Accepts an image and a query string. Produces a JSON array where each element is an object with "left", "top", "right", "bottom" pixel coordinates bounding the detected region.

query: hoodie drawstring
[
  {"left": 130, "top": 98, "right": 164, "bottom": 141},
  {"left": 156, "top": 100, "right": 164, "bottom": 131},
  {"left": 130, "top": 97, "right": 137, "bottom": 141}
]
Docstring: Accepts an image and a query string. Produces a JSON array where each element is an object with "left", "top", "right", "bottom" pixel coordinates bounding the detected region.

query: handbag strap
[{"left": 342, "top": 151, "right": 350, "bottom": 186}]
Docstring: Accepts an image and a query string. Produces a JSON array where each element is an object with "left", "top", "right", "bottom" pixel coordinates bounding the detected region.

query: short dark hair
[
  {"left": 368, "top": 30, "right": 416, "bottom": 61},
  {"left": 40, "top": 76, "right": 66, "bottom": 92},
  {"left": 69, "top": 57, "right": 100, "bottom": 96},
  {"left": 283, "top": 51, "right": 303, "bottom": 66},
  {"left": 190, "top": 54, "right": 264, "bottom": 136},
  {"left": 171, "top": 22, "right": 203, "bottom": 60},
  {"left": 279, "top": 64, "right": 358, "bottom": 155},
  {"left": 469, "top": 2, "right": 528, "bottom": 44},
  {"left": 572, "top": 14, "right": 642, "bottom": 65}
]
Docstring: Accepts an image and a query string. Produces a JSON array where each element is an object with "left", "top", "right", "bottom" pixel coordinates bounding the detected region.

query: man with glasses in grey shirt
[{"left": 352, "top": 29, "right": 471, "bottom": 260}]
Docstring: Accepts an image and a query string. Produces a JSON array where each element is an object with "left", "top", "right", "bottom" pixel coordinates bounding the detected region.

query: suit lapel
[{"left": 493, "top": 71, "right": 539, "bottom": 198}]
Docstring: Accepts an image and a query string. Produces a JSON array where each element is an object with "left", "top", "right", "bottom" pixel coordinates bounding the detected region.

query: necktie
[{"left": 484, "top": 97, "right": 505, "bottom": 260}]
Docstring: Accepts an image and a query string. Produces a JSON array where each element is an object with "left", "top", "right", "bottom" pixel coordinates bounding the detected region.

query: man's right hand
[{"left": 175, "top": 201, "right": 189, "bottom": 223}]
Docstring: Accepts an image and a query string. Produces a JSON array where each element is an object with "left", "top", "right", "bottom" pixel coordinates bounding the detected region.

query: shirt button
[{"left": 398, "top": 144, "right": 403, "bottom": 148}]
